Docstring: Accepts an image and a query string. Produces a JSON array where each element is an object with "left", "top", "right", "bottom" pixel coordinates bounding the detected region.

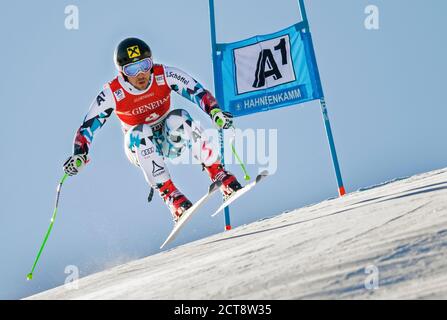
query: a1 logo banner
[
  {"left": 217, "top": 22, "right": 324, "bottom": 117},
  {"left": 235, "top": 35, "right": 296, "bottom": 94}
]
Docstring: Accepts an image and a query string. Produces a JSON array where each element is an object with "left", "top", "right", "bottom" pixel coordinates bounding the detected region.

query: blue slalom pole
[
  {"left": 208, "top": 0, "right": 232, "bottom": 230},
  {"left": 319, "top": 97, "right": 346, "bottom": 196},
  {"left": 298, "top": 0, "right": 346, "bottom": 196}
]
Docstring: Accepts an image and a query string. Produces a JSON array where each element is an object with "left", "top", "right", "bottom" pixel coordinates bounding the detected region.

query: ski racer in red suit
[{"left": 63, "top": 37, "right": 242, "bottom": 222}]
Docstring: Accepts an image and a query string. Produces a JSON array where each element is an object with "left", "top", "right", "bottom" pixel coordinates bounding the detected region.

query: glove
[
  {"left": 210, "top": 108, "right": 233, "bottom": 129},
  {"left": 63, "top": 153, "right": 89, "bottom": 176}
]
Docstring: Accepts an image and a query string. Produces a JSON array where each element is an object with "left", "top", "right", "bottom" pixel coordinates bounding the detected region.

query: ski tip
[
  {"left": 211, "top": 202, "right": 227, "bottom": 217},
  {"left": 211, "top": 209, "right": 221, "bottom": 218}
]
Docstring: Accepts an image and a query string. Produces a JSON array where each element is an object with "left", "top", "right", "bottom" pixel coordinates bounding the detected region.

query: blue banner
[{"left": 216, "top": 22, "right": 324, "bottom": 117}]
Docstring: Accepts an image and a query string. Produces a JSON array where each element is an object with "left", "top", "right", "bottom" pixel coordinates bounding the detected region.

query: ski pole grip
[{"left": 216, "top": 118, "right": 224, "bottom": 128}]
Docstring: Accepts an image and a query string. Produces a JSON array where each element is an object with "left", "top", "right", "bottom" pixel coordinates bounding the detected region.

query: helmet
[{"left": 114, "top": 37, "right": 152, "bottom": 71}]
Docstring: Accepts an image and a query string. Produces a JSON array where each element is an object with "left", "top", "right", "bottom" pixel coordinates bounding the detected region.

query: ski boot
[
  {"left": 204, "top": 162, "right": 243, "bottom": 200},
  {"left": 157, "top": 179, "right": 192, "bottom": 223}
]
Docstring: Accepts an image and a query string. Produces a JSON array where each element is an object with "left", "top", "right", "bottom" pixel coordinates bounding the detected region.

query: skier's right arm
[{"left": 63, "top": 87, "right": 115, "bottom": 176}]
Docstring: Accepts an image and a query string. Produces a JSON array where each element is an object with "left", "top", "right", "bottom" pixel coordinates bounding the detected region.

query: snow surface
[{"left": 27, "top": 168, "right": 447, "bottom": 299}]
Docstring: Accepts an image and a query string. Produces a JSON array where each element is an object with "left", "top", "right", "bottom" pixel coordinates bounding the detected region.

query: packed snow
[{"left": 27, "top": 168, "right": 447, "bottom": 299}]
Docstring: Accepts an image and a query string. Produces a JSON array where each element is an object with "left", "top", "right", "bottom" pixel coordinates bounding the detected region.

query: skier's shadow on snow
[{"left": 205, "top": 182, "right": 447, "bottom": 244}]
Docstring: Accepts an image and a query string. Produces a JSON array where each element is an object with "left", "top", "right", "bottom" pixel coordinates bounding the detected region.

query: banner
[{"left": 216, "top": 22, "right": 324, "bottom": 117}]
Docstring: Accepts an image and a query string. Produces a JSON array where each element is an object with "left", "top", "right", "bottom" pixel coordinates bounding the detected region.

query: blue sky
[{"left": 1, "top": 0, "right": 447, "bottom": 299}]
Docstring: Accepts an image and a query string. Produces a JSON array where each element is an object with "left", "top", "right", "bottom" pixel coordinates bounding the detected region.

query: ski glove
[
  {"left": 63, "top": 153, "right": 88, "bottom": 176},
  {"left": 210, "top": 108, "right": 233, "bottom": 129}
]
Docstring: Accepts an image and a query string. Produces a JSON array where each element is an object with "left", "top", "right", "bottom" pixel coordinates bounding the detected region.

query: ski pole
[
  {"left": 27, "top": 172, "right": 69, "bottom": 280},
  {"left": 229, "top": 126, "right": 250, "bottom": 181}
]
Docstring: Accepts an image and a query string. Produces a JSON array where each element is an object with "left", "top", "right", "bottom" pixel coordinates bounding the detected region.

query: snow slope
[{"left": 27, "top": 168, "right": 447, "bottom": 299}]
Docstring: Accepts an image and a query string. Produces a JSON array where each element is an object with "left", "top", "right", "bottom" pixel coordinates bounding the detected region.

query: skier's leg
[
  {"left": 162, "top": 109, "right": 217, "bottom": 165},
  {"left": 124, "top": 124, "right": 192, "bottom": 221},
  {"left": 163, "top": 109, "right": 242, "bottom": 198}
]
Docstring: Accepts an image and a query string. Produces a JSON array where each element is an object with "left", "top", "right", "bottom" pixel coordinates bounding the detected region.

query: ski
[
  {"left": 160, "top": 180, "right": 222, "bottom": 249},
  {"left": 211, "top": 170, "right": 269, "bottom": 218}
]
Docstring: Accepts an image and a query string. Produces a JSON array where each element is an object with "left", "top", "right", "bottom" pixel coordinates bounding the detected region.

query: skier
[{"left": 63, "top": 37, "right": 242, "bottom": 223}]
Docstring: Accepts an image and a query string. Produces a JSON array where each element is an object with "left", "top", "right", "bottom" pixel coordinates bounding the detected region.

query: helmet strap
[{"left": 119, "top": 71, "right": 129, "bottom": 82}]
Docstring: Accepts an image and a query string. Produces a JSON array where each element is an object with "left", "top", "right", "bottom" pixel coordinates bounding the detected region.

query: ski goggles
[{"left": 122, "top": 58, "right": 153, "bottom": 77}]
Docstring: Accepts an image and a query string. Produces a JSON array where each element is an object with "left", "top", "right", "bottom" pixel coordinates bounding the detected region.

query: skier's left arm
[{"left": 164, "top": 66, "right": 233, "bottom": 129}]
